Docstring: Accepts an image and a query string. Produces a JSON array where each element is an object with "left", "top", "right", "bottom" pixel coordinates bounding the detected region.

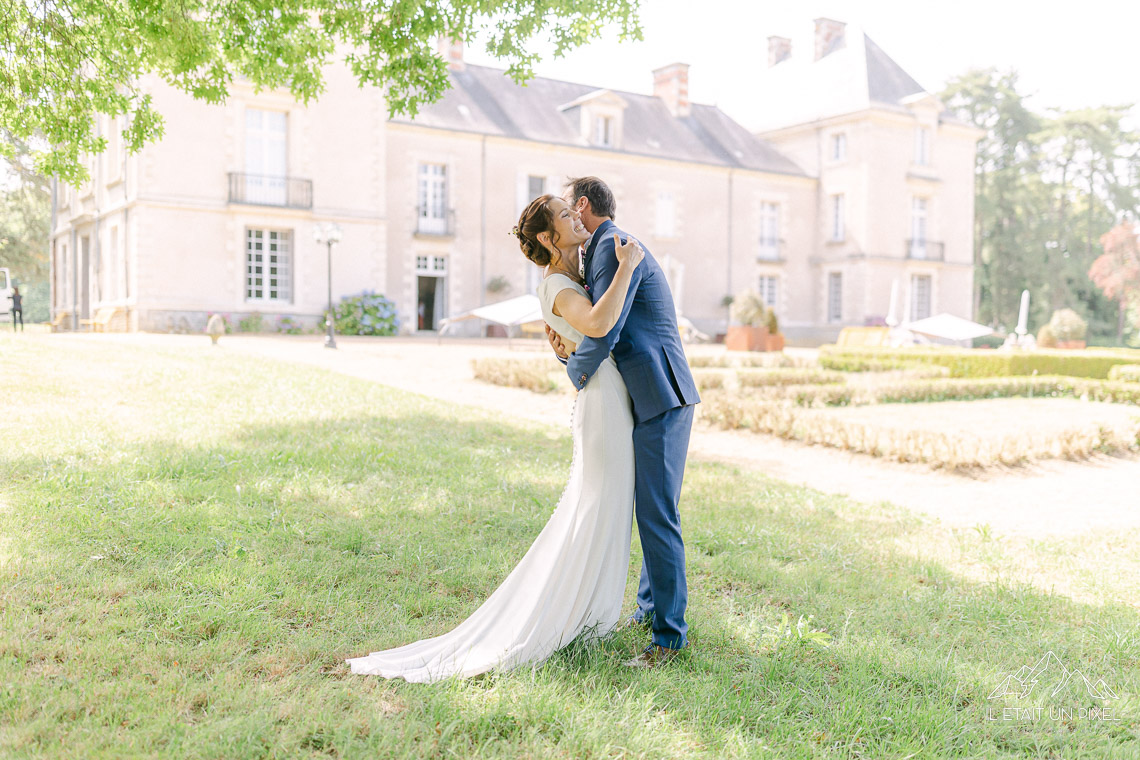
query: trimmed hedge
[
  {"left": 819, "top": 346, "right": 1140, "bottom": 380},
  {"left": 737, "top": 369, "right": 845, "bottom": 387},
  {"left": 472, "top": 357, "right": 561, "bottom": 394},
  {"left": 688, "top": 353, "right": 812, "bottom": 369},
  {"left": 691, "top": 369, "right": 729, "bottom": 391},
  {"left": 1108, "top": 364, "right": 1140, "bottom": 383},
  {"left": 742, "top": 375, "right": 1140, "bottom": 408},
  {"left": 698, "top": 393, "right": 1140, "bottom": 470}
]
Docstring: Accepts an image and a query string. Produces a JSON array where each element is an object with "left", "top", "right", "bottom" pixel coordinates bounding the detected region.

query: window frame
[
  {"left": 827, "top": 271, "right": 843, "bottom": 324},
  {"left": 914, "top": 125, "right": 931, "bottom": 166},
  {"left": 910, "top": 274, "right": 932, "bottom": 322},
  {"left": 244, "top": 227, "right": 294, "bottom": 304},
  {"left": 831, "top": 132, "right": 847, "bottom": 162},
  {"left": 830, "top": 194, "right": 845, "bottom": 242},
  {"left": 416, "top": 163, "right": 450, "bottom": 234}
]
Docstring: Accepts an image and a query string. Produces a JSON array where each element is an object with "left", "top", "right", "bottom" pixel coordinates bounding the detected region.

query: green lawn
[{"left": 1, "top": 334, "right": 1137, "bottom": 759}]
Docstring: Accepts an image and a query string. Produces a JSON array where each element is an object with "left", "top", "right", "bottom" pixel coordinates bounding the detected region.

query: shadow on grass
[{"left": 2, "top": 405, "right": 1138, "bottom": 758}]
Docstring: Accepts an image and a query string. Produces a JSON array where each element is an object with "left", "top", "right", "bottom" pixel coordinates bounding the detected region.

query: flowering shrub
[
  {"left": 327, "top": 292, "right": 399, "bottom": 336},
  {"left": 276, "top": 316, "right": 304, "bottom": 335}
]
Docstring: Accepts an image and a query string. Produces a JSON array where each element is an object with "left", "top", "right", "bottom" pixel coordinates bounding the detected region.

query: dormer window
[
  {"left": 558, "top": 89, "right": 627, "bottom": 151},
  {"left": 594, "top": 116, "right": 614, "bottom": 147}
]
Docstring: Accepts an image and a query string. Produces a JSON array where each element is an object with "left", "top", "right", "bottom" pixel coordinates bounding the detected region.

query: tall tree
[
  {"left": 0, "top": 135, "right": 50, "bottom": 282},
  {"left": 941, "top": 68, "right": 1045, "bottom": 330},
  {"left": 1034, "top": 107, "right": 1139, "bottom": 315},
  {"left": 943, "top": 68, "right": 1140, "bottom": 341},
  {"left": 1, "top": 0, "right": 642, "bottom": 183},
  {"left": 1090, "top": 222, "right": 1140, "bottom": 341}
]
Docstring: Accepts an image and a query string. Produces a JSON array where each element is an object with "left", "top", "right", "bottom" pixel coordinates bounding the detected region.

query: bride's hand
[
  {"left": 614, "top": 234, "right": 644, "bottom": 270},
  {"left": 545, "top": 324, "right": 569, "bottom": 360}
]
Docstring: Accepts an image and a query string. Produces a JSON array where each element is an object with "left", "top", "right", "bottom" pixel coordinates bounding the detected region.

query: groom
[{"left": 550, "top": 176, "right": 701, "bottom": 666}]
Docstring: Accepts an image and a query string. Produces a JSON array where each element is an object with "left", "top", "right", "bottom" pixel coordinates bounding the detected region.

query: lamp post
[{"left": 313, "top": 222, "right": 342, "bottom": 349}]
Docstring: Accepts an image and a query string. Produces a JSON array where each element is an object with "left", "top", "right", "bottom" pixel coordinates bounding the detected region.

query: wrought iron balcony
[
  {"left": 906, "top": 239, "right": 944, "bottom": 261},
  {"left": 415, "top": 207, "right": 456, "bottom": 236},
  {"left": 227, "top": 172, "right": 313, "bottom": 209}
]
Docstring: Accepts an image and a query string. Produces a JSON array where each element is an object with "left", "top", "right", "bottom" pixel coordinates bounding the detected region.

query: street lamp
[{"left": 313, "top": 222, "right": 343, "bottom": 349}]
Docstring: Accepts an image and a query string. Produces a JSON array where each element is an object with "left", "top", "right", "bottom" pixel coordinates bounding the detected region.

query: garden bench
[
  {"left": 50, "top": 310, "right": 72, "bottom": 332},
  {"left": 79, "top": 307, "right": 120, "bottom": 333}
]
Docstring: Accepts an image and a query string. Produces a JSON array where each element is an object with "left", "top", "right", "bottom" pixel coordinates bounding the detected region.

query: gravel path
[{"left": 99, "top": 334, "right": 1140, "bottom": 538}]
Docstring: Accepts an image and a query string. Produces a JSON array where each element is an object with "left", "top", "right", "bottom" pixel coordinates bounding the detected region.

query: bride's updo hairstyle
[{"left": 515, "top": 194, "right": 558, "bottom": 267}]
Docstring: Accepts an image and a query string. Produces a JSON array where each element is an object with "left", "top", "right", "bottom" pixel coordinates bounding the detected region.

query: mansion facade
[{"left": 50, "top": 18, "right": 979, "bottom": 344}]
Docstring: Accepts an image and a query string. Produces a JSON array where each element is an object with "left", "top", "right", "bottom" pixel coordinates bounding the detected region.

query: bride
[{"left": 346, "top": 194, "right": 644, "bottom": 682}]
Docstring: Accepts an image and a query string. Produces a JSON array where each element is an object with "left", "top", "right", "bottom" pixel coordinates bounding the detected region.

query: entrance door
[
  {"left": 415, "top": 255, "right": 448, "bottom": 331},
  {"left": 417, "top": 276, "right": 447, "bottom": 331}
]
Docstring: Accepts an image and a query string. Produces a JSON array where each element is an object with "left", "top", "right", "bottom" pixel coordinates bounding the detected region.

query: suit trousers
[{"left": 631, "top": 403, "right": 694, "bottom": 649}]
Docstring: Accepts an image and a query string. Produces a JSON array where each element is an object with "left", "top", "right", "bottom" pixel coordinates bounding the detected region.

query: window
[
  {"left": 528, "top": 175, "right": 545, "bottom": 201},
  {"left": 830, "top": 194, "right": 845, "bottom": 242},
  {"left": 656, "top": 191, "right": 675, "bottom": 237},
  {"left": 517, "top": 174, "right": 547, "bottom": 215},
  {"left": 245, "top": 109, "right": 287, "bottom": 204},
  {"left": 910, "top": 197, "right": 928, "bottom": 257},
  {"left": 910, "top": 274, "right": 932, "bottom": 321},
  {"left": 245, "top": 228, "right": 292, "bottom": 302},
  {"left": 415, "top": 255, "right": 447, "bottom": 275},
  {"left": 759, "top": 202, "right": 780, "bottom": 259},
  {"left": 914, "top": 126, "right": 930, "bottom": 165},
  {"left": 831, "top": 133, "right": 847, "bottom": 161},
  {"left": 594, "top": 115, "right": 613, "bottom": 147},
  {"left": 827, "top": 272, "right": 843, "bottom": 323},
  {"left": 417, "top": 163, "right": 449, "bottom": 234},
  {"left": 759, "top": 275, "right": 779, "bottom": 309}
]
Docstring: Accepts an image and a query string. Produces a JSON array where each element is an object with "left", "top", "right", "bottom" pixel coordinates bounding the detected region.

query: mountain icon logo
[{"left": 988, "top": 652, "right": 1118, "bottom": 701}]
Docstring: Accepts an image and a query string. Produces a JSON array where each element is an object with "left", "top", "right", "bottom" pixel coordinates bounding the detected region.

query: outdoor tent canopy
[
  {"left": 438, "top": 294, "right": 543, "bottom": 334},
  {"left": 903, "top": 313, "right": 994, "bottom": 342}
]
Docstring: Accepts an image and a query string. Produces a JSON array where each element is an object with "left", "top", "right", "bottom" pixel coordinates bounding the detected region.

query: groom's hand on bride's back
[{"left": 545, "top": 324, "right": 570, "bottom": 362}]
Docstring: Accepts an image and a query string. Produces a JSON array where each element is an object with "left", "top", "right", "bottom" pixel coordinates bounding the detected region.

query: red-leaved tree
[{"left": 1090, "top": 222, "right": 1140, "bottom": 341}]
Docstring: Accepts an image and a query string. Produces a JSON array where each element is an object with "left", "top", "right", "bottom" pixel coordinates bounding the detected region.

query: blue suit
[{"left": 566, "top": 219, "right": 700, "bottom": 649}]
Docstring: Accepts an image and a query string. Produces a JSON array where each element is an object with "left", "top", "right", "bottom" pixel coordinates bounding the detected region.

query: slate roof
[
  {"left": 391, "top": 64, "right": 807, "bottom": 177},
  {"left": 746, "top": 27, "right": 946, "bottom": 133},
  {"left": 864, "top": 36, "right": 926, "bottom": 107}
]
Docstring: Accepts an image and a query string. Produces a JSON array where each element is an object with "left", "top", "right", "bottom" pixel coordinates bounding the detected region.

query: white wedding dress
[{"left": 347, "top": 274, "right": 635, "bottom": 682}]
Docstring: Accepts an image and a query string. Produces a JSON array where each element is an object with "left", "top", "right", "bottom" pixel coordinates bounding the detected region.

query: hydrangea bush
[{"left": 328, "top": 292, "right": 399, "bottom": 336}]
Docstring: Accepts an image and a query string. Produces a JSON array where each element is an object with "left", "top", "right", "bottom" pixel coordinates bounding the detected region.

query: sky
[{"left": 463, "top": 0, "right": 1140, "bottom": 130}]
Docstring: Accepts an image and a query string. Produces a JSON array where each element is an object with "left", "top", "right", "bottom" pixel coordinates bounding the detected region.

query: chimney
[
  {"left": 437, "top": 36, "right": 464, "bottom": 72},
  {"left": 767, "top": 36, "right": 791, "bottom": 67},
  {"left": 653, "top": 63, "right": 690, "bottom": 118},
  {"left": 813, "top": 18, "right": 846, "bottom": 61}
]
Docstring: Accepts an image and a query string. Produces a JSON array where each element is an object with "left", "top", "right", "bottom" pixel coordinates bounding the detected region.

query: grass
[{"left": 1, "top": 333, "right": 1138, "bottom": 758}]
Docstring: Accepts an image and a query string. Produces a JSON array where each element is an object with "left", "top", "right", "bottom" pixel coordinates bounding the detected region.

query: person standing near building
[{"left": 10, "top": 286, "right": 23, "bottom": 331}]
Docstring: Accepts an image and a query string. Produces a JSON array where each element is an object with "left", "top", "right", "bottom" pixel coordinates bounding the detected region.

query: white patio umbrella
[
  {"left": 1015, "top": 290, "right": 1030, "bottom": 336},
  {"left": 438, "top": 294, "right": 544, "bottom": 341},
  {"left": 885, "top": 278, "right": 901, "bottom": 327},
  {"left": 904, "top": 313, "right": 994, "bottom": 342}
]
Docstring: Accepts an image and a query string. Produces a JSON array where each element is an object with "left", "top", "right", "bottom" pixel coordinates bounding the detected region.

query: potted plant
[
  {"left": 764, "top": 306, "right": 785, "bottom": 352},
  {"left": 725, "top": 290, "right": 770, "bottom": 351},
  {"left": 1047, "top": 308, "right": 1087, "bottom": 349},
  {"left": 486, "top": 275, "right": 511, "bottom": 297}
]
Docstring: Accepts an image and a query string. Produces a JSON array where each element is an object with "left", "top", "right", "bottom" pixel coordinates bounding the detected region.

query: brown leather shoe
[{"left": 623, "top": 644, "right": 685, "bottom": 668}]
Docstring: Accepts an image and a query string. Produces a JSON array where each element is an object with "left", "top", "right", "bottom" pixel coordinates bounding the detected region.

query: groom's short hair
[{"left": 565, "top": 176, "right": 615, "bottom": 220}]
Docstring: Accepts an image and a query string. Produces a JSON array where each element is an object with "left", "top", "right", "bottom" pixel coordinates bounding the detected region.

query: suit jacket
[{"left": 565, "top": 219, "right": 700, "bottom": 423}]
